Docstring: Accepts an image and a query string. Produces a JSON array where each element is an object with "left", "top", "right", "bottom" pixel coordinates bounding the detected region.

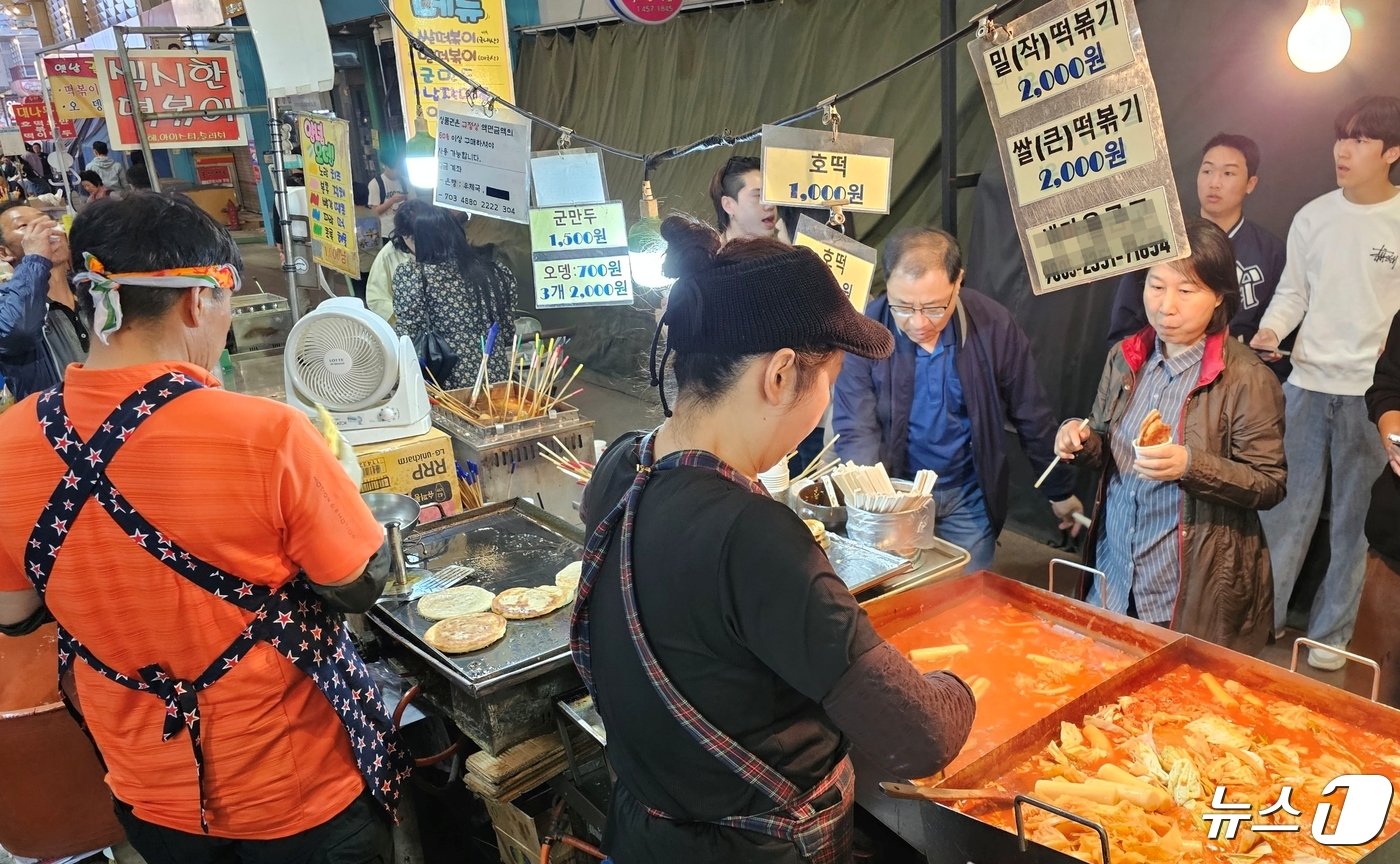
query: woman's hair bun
[{"left": 661, "top": 215, "right": 721, "bottom": 279}]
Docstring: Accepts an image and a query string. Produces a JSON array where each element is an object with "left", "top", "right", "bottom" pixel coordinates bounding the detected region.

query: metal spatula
[{"left": 408, "top": 564, "right": 476, "bottom": 600}]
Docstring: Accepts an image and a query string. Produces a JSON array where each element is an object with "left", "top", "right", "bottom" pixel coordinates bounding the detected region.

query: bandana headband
[{"left": 72, "top": 253, "right": 241, "bottom": 344}]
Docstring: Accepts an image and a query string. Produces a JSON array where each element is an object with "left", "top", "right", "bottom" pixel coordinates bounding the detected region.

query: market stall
[{"left": 861, "top": 572, "right": 1400, "bottom": 863}]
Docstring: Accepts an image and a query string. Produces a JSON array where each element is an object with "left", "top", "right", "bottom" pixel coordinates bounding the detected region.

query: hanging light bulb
[
  {"left": 1288, "top": 0, "right": 1352, "bottom": 74},
  {"left": 403, "top": 44, "right": 437, "bottom": 190},
  {"left": 404, "top": 111, "right": 437, "bottom": 190}
]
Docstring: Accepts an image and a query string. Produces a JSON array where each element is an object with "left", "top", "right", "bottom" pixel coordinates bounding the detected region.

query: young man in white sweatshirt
[{"left": 1251, "top": 96, "right": 1400, "bottom": 669}]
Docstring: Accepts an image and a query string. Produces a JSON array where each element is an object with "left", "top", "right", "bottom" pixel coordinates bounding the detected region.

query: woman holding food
[
  {"left": 1054, "top": 219, "right": 1286, "bottom": 654},
  {"left": 572, "top": 216, "right": 976, "bottom": 863}
]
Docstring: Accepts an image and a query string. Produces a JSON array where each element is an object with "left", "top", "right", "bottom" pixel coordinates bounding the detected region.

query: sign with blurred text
[{"left": 969, "top": 0, "right": 1187, "bottom": 294}]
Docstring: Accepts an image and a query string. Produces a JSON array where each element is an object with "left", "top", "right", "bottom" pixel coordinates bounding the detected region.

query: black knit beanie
[{"left": 649, "top": 216, "right": 894, "bottom": 416}]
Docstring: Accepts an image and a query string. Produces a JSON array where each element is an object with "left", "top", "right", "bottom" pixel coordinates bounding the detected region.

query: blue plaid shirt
[{"left": 1092, "top": 339, "right": 1204, "bottom": 622}]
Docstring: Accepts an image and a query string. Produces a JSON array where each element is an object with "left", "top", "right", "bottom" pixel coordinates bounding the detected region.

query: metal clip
[
  {"left": 557, "top": 127, "right": 573, "bottom": 150},
  {"left": 821, "top": 99, "right": 841, "bottom": 142},
  {"left": 466, "top": 87, "right": 495, "bottom": 116},
  {"left": 971, "top": 4, "right": 1011, "bottom": 45},
  {"left": 826, "top": 206, "right": 846, "bottom": 228}
]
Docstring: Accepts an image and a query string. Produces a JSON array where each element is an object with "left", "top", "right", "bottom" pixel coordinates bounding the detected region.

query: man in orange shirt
[{"left": 0, "top": 192, "right": 411, "bottom": 862}]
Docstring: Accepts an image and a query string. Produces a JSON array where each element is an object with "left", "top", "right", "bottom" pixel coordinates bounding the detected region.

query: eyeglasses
[{"left": 889, "top": 302, "right": 953, "bottom": 321}]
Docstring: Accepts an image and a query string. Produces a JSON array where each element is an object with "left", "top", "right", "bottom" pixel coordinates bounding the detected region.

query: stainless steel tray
[
  {"left": 368, "top": 499, "right": 584, "bottom": 697},
  {"left": 825, "top": 532, "right": 913, "bottom": 596}
]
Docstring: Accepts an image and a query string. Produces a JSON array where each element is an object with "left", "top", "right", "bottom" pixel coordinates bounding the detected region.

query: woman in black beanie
[{"left": 569, "top": 216, "right": 977, "bottom": 864}]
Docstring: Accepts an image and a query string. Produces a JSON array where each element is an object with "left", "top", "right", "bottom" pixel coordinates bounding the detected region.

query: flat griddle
[{"left": 369, "top": 500, "right": 585, "bottom": 697}]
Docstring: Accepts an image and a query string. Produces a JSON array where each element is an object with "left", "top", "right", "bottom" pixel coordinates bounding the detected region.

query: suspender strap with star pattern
[{"left": 22, "top": 372, "right": 412, "bottom": 832}]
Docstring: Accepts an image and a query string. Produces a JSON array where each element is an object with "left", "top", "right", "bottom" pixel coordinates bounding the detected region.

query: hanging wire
[
  {"left": 408, "top": 41, "right": 424, "bottom": 117},
  {"left": 378, "top": 0, "right": 1028, "bottom": 173}
]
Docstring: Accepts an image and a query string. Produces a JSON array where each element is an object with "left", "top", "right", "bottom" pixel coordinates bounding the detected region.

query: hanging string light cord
[
  {"left": 409, "top": 40, "right": 425, "bottom": 118},
  {"left": 379, "top": 0, "right": 1027, "bottom": 176}
]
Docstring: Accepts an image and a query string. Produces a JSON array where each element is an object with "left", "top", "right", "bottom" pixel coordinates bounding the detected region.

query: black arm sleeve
[
  {"left": 1367, "top": 312, "right": 1400, "bottom": 423},
  {"left": 310, "top": 535, "right": 392, "bottom": 613},
  {"left": 0, "top": 601, "right": 54, "bottom": 637},
  {"left": 821, "top": 642, "right": 976, "bottom": 779}
]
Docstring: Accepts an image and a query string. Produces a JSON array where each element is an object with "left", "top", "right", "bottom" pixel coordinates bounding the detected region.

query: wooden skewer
[
  {"left": 792, "top": 434, "right": 842, "bottom": 483},
  {"left": 1036, "top": 418, "right": 1089, "bottom": 489},
  {"left": 527, "top": 340, "right": 556, "bottom": 417},
  {"left": 504, "top": 335, "right": 519, "bottom": 409},
  {"left": 542, "top": 365, "right": 583, "bottom": 414}
]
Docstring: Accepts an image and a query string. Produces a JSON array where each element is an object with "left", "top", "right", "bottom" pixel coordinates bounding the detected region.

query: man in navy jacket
[{"left": 832, "top": 227, "right": 1080, "bottom": 570}]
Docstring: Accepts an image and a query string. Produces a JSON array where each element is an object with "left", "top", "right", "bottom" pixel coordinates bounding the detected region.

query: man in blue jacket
[
  {"left": 832, "top": 227, "right": 1080, "bottom": 570},
  {"left": 0, "top": 202, "right": 86, "bottom": 399}
]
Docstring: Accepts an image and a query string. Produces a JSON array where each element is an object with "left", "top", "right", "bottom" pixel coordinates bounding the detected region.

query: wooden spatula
[{"left": 879, "top": 781, "right": 1017, "bottom": 805}]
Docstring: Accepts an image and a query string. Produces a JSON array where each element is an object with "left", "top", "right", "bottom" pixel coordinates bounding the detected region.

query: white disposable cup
[{"left": 757, "top": 461, "right": 790, "bottom": 497}]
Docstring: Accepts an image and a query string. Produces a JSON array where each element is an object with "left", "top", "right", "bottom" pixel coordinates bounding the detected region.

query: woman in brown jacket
[{"left": 1056, "top": 219, "right": 1287, "bottom": 654}]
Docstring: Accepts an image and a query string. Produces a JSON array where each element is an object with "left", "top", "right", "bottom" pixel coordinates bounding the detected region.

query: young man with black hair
[
  {"left": 0, "top": 192, "right": 406, "bottom": 862},
  {"left": 1108, "top": 133, "right": 1289, "bottom": 378},
  {"left": 709, "top": 156, "right": 778, "bottom": 243},
  {"left": 1250, "top": 96, "right": 1400, "bottom": 669},
  {"left": 88, "top": 140, "right": 129, "bottom": 198}
]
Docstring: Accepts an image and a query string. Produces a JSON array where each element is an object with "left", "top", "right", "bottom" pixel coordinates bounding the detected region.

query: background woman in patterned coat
[{"left": 392, "top": 205, "right": 517, "bottom": 389}]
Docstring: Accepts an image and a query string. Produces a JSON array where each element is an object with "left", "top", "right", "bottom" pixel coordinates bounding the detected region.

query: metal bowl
[
  {"left": 361, "top": 493, "right": 421, "bottom": 531},
  {"left": 788, "top": 477, "right": 847, "bottom": 531}
]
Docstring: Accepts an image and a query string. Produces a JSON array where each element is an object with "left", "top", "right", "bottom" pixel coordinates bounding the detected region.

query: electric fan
[{"left": 284, "top": 298, "right": 431, "bottom": 445}]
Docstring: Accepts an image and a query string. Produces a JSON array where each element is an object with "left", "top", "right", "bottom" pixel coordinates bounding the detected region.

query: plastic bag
[{"left": 845, "top": 500, "right": 937, "bottom": 558}]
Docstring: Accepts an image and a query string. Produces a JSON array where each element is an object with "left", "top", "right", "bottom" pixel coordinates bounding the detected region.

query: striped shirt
[{"left": 1091, "top": 339, "right": 1204, "bottom": 622}]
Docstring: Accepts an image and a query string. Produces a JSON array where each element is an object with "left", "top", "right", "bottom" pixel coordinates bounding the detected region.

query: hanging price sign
[
  {"left": 1005, "top": 88, "right": 1155, "bottom": 208},
  {"left": 791, "top": 215, "right": 878, "bottom": 313},
  {"left": 529, "top": 202, "right": 634, "bottom": 309},
  {"left": 979, "top": 0, "right": 1134, "bottom": 117},
  {"left": 760, "top": 124, "right": 894, "bottom": 215},
  {"left": 969, "top": 0, "right": 1188, "bottom": 294},
  {"left": 434, "top": 104, "right": 531, "bottom": 224}
]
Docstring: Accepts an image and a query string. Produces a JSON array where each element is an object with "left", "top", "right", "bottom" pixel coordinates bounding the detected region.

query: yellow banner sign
[
  {"left": 298, "top": 114, "right": 358, "bottom": 278},
  {"left": 392, "top": 0, "right": 515, "bottom": 143},
  {"left": 42, "top": 56, "right": 103, "bottom": 121}
]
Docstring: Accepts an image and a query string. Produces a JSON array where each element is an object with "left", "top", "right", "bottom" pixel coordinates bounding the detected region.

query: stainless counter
[{"left": 222, "top": 349, "right": 287, "bottom": 401}]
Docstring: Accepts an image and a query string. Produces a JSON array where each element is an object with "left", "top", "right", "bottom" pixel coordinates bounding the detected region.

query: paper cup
[
  {"left": 757, "top": 461, "right": 790, "bottom": 497},
  {"left": 1133, "top": 441, "right": 1173, "bottom": 461}
]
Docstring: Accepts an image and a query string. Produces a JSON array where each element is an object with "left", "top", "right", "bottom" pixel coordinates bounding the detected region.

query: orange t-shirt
[{"left": 0, "top": 361, "right": 385, "bottom": 839}]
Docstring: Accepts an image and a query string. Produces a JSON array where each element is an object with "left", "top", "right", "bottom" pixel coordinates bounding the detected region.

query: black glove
[{"left": 310, "top": 535, "right": 393, "bottom": 614}]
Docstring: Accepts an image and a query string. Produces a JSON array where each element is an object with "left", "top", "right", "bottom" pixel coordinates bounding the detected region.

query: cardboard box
[
  {"left": 483, "top": 787, "right": 579, "bottom": 864},
  {"left": 354, "top": 427, "right": 461, "bottom": 524}
]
